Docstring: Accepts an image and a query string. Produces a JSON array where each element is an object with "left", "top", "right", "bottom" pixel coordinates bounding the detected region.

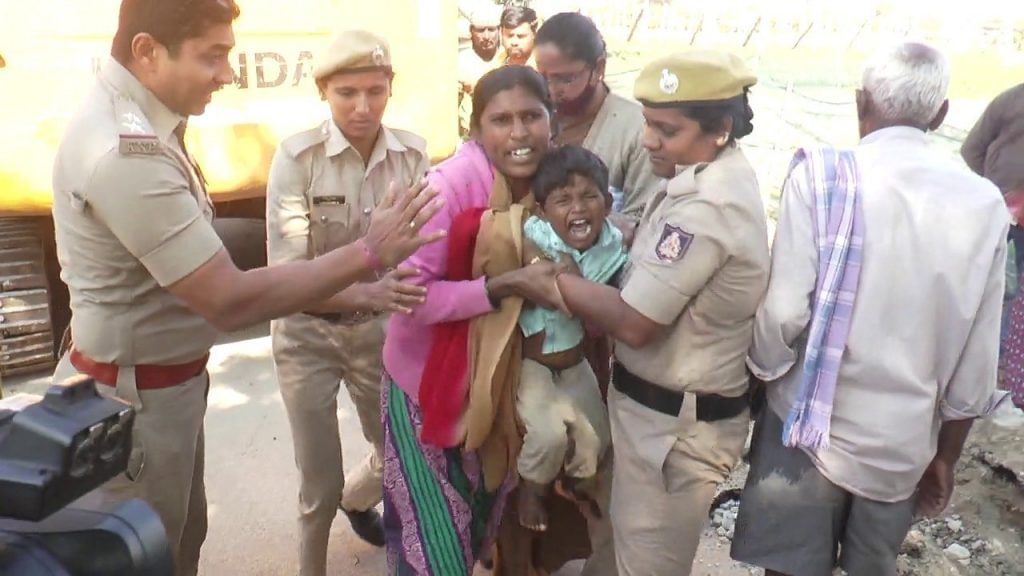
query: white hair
[{"left": 861, "top": 41, "right": 950, "bottom": 126}]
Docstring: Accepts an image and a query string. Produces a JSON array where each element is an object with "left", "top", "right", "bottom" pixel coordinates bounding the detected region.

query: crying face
[{"left": 539, "top": 173, "right": 609, "bottom": 251}]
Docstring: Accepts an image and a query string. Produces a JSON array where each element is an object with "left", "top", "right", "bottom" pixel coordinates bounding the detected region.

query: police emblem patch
[
  {"left": 371, "top": 45, "right": 386, "bottom": 66},
  {"left": 659, "top": 68, "right": 679, "bottom": 95},
  {"left": 655, "top": 224, "right": 692, "bottom": 262}
]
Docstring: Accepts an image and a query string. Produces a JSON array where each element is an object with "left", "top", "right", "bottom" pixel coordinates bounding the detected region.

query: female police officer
[
  {"left": 516, "top": 50, "right": 770, "bottom": 575},
  {"left": 266, "top": 30, "right": 429, "bottom": 575}
]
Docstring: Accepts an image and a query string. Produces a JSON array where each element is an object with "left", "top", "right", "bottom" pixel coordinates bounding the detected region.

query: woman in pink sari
[{"left": 380, "top": 66, "right": 569, "bottom": 575}]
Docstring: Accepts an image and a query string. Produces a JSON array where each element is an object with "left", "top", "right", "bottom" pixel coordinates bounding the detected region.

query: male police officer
[
  {"left": 50, "top": 3, "right": 442, "bottom": 575},
  {"left": 266, "top": 30, "right": 429, "bottom": 575}
]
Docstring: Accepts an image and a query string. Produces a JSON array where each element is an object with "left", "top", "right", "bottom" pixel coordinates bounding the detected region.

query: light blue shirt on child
[{"left": 519, "top": 215, "right": 628, "bottom": 354}]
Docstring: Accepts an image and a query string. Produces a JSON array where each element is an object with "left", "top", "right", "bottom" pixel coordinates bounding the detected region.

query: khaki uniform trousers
[
  {"left": 517, "top": 358, "right": 610, "bottom": 484},
  {"left": 271, "top": 313, "right": 386, "bottom": 576},
  {"left": 607, "top": 386, "right": 749, "bottom": 576},
  {"left": 54, "top": 353, "right": 209, "bottom": 576}
]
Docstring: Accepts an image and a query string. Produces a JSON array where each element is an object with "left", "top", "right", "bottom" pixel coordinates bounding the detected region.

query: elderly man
[{"left": 731, "top": 42, "right": 1008, "bottom": 576}]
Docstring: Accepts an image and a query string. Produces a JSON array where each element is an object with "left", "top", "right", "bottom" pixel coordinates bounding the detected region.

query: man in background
[{"left": 458, "top": 3, "right": 504, "bottom": 136}]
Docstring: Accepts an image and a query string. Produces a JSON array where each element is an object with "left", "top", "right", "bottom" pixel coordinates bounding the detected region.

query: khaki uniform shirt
[
  {"left": 751, "top": 127, "right": 1008, "bottom": 501},
  {"left": 266, "top": 120, "right": 428, "bottom": 265},
  {"left": 617, "top": 145, "right": 769, "bottom": 398},
  {"left": 582, "top": 92, "right": 662, "bottom": 218},
  {"left": 51, "top": 59, "right": 222, "bottom": 365}
]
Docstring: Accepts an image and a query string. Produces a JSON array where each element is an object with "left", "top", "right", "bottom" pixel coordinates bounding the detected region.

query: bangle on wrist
[{"left": 356, "top": 238, "right": 385, "bottom": 273}]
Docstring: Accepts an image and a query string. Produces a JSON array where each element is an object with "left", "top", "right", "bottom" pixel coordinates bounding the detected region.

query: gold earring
[{"left": 716, "top": 134, "right": 730, "bottom": 146}]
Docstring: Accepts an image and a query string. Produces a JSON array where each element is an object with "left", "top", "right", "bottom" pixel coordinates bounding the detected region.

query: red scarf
[{"left": 418, "top": 206, "right": 489, "bottom": 446}]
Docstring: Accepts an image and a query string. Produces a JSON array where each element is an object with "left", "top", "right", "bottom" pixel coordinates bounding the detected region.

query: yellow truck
[{"left": 0, "top": 0, "right": 460, "bottom": 375}]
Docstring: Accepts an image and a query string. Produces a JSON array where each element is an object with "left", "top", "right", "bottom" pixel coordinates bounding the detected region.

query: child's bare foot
[{"left": 517, "top": 480, "right": 549, "bottom": 532}]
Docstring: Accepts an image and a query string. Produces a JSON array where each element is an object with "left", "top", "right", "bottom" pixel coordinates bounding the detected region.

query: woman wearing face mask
[
  {"left": 517, "top": 50, "right": 770, "bottom": 575},
  {"left": 380, "top": 65, "right": 574, "bottom": 575},
  {"left": 534, "top": 12, "right": 660, "bottom": 219}
]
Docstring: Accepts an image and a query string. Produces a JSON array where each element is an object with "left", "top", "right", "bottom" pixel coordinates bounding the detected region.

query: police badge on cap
[
  {"left": 313, "top": 30, "right": 393, "bottom": 81},
  {"left": 635, "top": 50, "right": 756, "bottom": 106}
]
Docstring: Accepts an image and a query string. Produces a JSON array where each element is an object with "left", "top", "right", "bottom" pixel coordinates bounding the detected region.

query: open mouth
[
  {"left": 508, "top": 147, "right": 535, "bottom": 163},
  {"left": 567, "top": 218, "right": 594, "bottom": 241}
]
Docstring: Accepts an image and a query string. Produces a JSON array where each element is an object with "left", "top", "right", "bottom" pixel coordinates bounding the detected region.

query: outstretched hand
[{"left": 363, "top": 179, "right": 447, "bottom": 269}]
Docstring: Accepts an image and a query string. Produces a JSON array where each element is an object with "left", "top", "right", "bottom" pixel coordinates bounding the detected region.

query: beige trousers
[
  {"left": 54, "top": 353, "right": 209, "bottom": 576},
  {"left": 607, "top": 386, "right": 749, "bottom": 576},
  {"left": 516, "top": 358, "right": 611, "bottom": 485},
  {"left": 271, "top": 313, "right": 385, "bottom": 576}
]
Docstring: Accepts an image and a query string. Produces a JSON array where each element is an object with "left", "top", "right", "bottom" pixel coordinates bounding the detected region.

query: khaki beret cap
[
  {"left": 634, "top": 50, "right": 756, "bottom": 105},
  {"left": 313, "top": 30, "right": 391, "bottom": 81}
]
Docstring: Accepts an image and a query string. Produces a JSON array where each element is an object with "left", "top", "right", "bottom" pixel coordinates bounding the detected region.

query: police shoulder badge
[
  {"left": 114, "top": 97, "right": 160, "bottom": 155},
  {"left": 655, "top": 224, "right": 693, "bottom": 262}
]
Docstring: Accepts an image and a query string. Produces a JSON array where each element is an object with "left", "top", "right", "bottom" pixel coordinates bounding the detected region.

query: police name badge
[
  {"left": 119, "top": 134, "right": 160, "bottom": 155},
  {"left": 655, "top": 224, "right": 692, "bottom": 262}
]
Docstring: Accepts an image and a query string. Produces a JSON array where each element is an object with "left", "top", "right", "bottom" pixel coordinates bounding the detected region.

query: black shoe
[{"left": 340, "top": 506, "right": 385, "bottom": 547}]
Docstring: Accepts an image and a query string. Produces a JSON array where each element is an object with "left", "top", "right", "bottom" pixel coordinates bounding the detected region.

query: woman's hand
[{"left": 356, "top": 267, "right": 427, "bottom": 314}]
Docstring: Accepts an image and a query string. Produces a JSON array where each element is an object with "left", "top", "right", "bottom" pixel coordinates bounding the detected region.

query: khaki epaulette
[
  {"left": 282, "top": 122, "right": 331, "bottom": 159},
  {"left": 389, "top": 127, "right": 428, "bottom": 156},
  {"left": 114, "top": 96, "right": 161, "bottom": 156}
]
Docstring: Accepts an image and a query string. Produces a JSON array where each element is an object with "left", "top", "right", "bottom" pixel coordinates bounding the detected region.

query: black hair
[
  {"left": 111, "top": 0, "right": 240, "bottom": 64},
  {"left": 535, "top": 12, "right": 606, "bottom": 67},
  {"left": 643, "top": 88, "right": 755, "bottom": 143},
  {"left": 471, "top": 65, "right": 554, "bottom": 132},
  {"left": 532, "top": 145, "right": 609, "bottom": 206},
  {"left": 500, "top": 6, "right": 538, "bottom": 31}
]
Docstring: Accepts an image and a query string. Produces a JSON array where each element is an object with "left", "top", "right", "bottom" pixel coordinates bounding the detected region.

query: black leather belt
[{"left": 612, "top": 363, "right": 749, "bottom": 421}]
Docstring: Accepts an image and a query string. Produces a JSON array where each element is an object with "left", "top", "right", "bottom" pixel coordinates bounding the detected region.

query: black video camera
[{"left": 0, "top": 376, "right": 173, "bottom": 575}]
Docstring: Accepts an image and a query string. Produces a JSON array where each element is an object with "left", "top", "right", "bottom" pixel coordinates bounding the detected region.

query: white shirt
[{"left": 749, "top": 126, "right": 1009, "bottom": 502}]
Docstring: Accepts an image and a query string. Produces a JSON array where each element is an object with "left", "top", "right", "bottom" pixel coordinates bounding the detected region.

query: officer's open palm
[
  {"left": 361, "top": 267, "right": 426, "bottom": 315},
  {"left": 364, "top": 179, "right": 446, "bottom": 268}
]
